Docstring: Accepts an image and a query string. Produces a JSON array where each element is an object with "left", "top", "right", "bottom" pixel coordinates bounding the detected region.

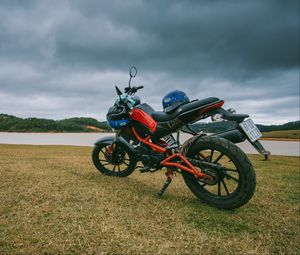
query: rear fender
[
  {"left": 212, "top": 129, "right": 246, "bottom": 144},
  {"left": 181, "top": 128, "right": 245, "bottom": 155},
  {"left": 181, "top": 133, "right": 207, "bottom": 156}
]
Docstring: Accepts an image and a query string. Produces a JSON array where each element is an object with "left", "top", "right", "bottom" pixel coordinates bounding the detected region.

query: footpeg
[{"left": 157, "top": 170, "right": 174, "bottom": 198}]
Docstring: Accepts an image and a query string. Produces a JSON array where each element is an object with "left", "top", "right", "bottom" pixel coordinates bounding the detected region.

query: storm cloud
[{"left": 0, "top": 0, "right": 299, "bottom": 124}]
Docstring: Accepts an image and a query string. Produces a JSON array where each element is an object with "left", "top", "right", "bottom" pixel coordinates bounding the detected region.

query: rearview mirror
[
  {"left": 128, "top": 66, "right": 137, "bottom": 88},
  {"left": 130, "top": 66, "right": 137, "bottom": 78}
]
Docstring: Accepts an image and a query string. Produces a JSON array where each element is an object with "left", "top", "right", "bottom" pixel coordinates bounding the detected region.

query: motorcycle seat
[{"left": 151, "top": 97, "right": 220, "bottom": 122}]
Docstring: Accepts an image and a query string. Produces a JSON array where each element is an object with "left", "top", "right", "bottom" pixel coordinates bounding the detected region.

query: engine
[{"left": 136, "top": 144, "right": 165, "bottom": 169}]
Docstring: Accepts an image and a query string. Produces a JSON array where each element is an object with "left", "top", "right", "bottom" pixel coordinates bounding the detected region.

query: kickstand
[{"left": 157, "top": 169, "right": 174, "bottom": 198}]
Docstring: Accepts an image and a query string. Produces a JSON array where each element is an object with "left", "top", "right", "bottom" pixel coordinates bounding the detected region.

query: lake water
[{"left": 0, "top": 132, "right": 299, "bottom": 156}]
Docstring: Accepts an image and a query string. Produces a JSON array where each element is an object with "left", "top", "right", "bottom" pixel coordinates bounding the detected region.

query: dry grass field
[
  {"left": 262, "top": 129, "right": 300, "bottom": 140},
  {"left": 0, "top": 144, "right": 299, "bottom": 254}
]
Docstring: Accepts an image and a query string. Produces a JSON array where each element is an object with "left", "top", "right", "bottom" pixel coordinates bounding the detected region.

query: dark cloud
[
  {"left": 0, "top": 0, "right": 299, "bottom": 124},
  {"left": 54, "top": 0, "right": 299, "bottom": 78}
]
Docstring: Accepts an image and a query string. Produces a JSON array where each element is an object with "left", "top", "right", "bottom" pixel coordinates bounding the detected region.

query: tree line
[
  {"left": 0, "top": 114, "right": 111, "bottom": 132},
  {"left": 0, "top": 113, "right": 298, "bottom": 133}
]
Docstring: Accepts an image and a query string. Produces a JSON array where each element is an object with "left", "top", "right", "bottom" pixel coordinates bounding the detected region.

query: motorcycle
[{"left": 92, "top": 67, "right": 269, "bottom": 209}]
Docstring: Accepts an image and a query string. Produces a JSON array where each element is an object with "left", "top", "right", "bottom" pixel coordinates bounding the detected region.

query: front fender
[
  {"left": 94, "top": 135, "right": 135, "bottom": 155},
  {"left": 94, "top": 135, "right": 115, "bottom": 146}
]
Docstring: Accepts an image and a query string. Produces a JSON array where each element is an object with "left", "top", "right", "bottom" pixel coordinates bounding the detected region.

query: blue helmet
[
  {"left": 162, "top": 90, "right": 190, "bottom": 113},
  {"left": 106, "top": 105, "right": 130, "bottom": 129},
  {"left": 107, "top": 119, "right": 130, "bottom": 129}
]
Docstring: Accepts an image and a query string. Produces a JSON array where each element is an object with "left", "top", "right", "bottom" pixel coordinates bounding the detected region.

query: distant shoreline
[
  {"left": 259, "top": 137, "right": 299, "bottom": 142},
  {"left": 0, "top": 131, "right": 299, "bottom": 142},
  {"left": 0, "top": 131, "right": 113, "bottom": 134}
]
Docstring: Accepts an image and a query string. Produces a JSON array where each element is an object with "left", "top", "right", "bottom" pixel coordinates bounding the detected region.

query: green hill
[
  {"left": 190, "top": 120, "right": 300, "bottom": 133},
  {"left": 257, "top": 121, "right": 300, "bottom": 132},
  {"left": 0, "top": 114, "right": 111, "bottom": 132}
]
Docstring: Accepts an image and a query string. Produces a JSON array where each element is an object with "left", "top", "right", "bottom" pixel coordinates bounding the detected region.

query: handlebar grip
[{"left": 136, "top": 86, "right": 144, "bottom": 90}]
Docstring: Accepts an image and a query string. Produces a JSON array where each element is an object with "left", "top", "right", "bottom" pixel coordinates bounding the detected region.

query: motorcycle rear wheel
[
  {"left": 92, "top": 142, "right": 136, "bottom": 177},
  {"left": 182, "top": 136, "right": 256, "bottom": 209}
]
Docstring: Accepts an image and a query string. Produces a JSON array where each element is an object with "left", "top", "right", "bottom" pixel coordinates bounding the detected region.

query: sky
[{"left": 0, "top": 0, "right": 299, "bottom": 125}]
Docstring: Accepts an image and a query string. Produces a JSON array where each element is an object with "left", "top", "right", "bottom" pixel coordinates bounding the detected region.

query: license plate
[{"left": 239, "top": 118, "right": 262, "bottom": 142}]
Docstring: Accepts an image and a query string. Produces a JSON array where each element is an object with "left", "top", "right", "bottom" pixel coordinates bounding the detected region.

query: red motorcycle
[{"left": 92, "top": 67, "right": 268, "bottom": 209}]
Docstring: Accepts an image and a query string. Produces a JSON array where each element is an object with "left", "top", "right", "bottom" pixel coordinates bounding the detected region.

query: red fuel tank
[{"left": 129, "top": 108, "right": 157, "bottom": 133}]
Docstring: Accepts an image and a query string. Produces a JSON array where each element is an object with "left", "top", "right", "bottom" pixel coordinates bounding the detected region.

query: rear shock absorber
[{"left": 163, "top": 134, "right": 178, "bottom": 149}]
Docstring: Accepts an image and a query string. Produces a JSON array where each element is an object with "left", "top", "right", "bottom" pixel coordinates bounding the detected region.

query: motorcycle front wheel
[
  {"left": 182, "top": 136, "right": 256, "bottom": 209},
  {"left": 92, "top": 142, "right": 136, "bottom": 177}
]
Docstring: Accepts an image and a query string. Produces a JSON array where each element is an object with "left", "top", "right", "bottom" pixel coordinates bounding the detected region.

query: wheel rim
[
  {"left": 192, "top": 148, "right": 241, "bottom": 198},
  {"left": 98, "top": 144, "right": 131, "bottom": 173}
]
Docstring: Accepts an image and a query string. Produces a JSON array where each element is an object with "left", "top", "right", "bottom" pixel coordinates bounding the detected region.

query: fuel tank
[
  {"left": 129, "top": 107, "right": 157, "bottom": 134},
  {"left": 129, "top": 103, "right": 176, "bottom": 138}
]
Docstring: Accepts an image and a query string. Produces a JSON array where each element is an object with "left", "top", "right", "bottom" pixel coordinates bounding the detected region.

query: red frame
[
  {"left": 131, "top": 127, "right": 212, "bottom": 180},
  {"left": 128, "top": 101, "right": 225, "bottom": 180}
]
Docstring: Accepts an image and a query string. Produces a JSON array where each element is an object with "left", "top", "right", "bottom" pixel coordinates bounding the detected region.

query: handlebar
[
  {"left": 124, "top": 85, "right": 144, "bottom": 95},
  {"left": 134, "top": 85, "right": 144, "bottom": 91}
]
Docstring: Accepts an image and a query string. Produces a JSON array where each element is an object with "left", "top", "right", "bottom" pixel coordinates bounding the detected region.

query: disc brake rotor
[{"left": 105, "top": 146, "right": 125, "bottom": 164}]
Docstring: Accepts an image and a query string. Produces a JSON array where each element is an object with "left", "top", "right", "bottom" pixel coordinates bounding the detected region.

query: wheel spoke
[
  {"left": 225, "top": 173, "right": 239, "bottom": 182},
  {"left": 192, "top": 148, "right": 241, "bottom": 198},
  {"left": 224, "top": 168, "right": 238, "bottom": 172},
  {"left": 221, "top": 180, "right": 230, "bottom": 195},
  {"left": 199, "top": 153, "right": 209, "bottom": 162},
  {"left": 93, "top": 143, "right": 134, "bottom": 177},
  {"left": 209, "top": 150, "right": 214, "bottom": 162},
  {"left": 213, "top": 153, "right": 224, "bottom": 163}
]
